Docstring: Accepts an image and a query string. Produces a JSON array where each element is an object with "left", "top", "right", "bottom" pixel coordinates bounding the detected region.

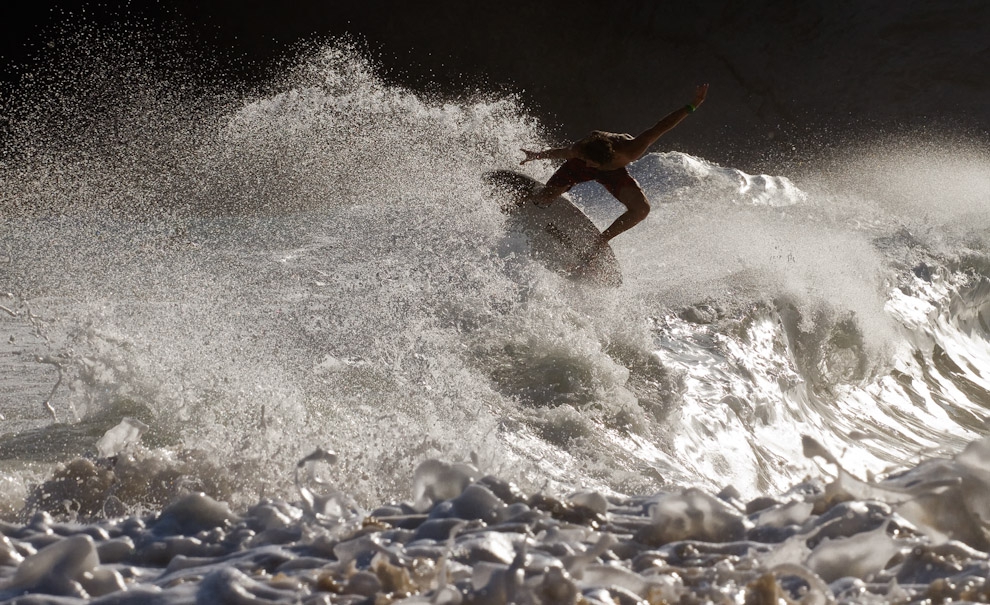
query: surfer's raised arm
[
  {"left": 520, "top": 84, "right": 708, "bottom": 168},
  {"left": 618, "top": 84, "right": 709, "bottom": 163}
]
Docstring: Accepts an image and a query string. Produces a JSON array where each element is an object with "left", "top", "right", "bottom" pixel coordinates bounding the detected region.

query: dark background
[{"left": 3, "top": 0, "right": 988, "bottom": 171}]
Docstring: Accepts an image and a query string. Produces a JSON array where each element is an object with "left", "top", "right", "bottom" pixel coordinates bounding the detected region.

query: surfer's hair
[{"left": 579, "top": 132, "right": 615, "bottom": 166}]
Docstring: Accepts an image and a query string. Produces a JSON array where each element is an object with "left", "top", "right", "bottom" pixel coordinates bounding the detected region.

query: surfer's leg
[
  {"left": 535, "top": 158, "right": 595, "bottom": 206},
  {"left": 533, "top": 183, "right": 567, "bottom": 207},
  {"left": 598, "top": 171, "right": 650, "bottom": 242}
]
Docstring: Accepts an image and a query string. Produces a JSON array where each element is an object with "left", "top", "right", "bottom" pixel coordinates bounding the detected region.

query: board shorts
[{"left": 545, "top": 158, "right": 639, "bottom": 198}]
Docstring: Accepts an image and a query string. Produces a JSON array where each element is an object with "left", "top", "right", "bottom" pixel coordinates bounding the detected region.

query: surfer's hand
[
  {"left": 520, "top": 149, "right": 540, "bottom": 165},
  {"left": 692, "top": 84, "right": 709, "bottom": 108}
]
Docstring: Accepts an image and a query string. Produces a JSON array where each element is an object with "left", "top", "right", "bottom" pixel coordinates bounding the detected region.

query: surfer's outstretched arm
[
  {"left": 620, "top": 84, "right": 708, "bottom": 162},
  {"left": 519, "top": 146, "right": 577, "bottom": 165}
]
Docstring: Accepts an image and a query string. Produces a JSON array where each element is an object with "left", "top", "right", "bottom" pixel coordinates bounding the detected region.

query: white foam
[{"left": 1, "top": 438, "right": 988, "bottom": 603}]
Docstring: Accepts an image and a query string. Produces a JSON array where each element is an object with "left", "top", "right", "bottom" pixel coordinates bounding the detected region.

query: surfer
[{"left": 520, "top": 84, "right": 708, "bottom": 263}]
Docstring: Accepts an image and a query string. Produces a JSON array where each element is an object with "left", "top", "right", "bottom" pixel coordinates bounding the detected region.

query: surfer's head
[{"left": 577, "top": 132, "right": 615, "bottom": 167}]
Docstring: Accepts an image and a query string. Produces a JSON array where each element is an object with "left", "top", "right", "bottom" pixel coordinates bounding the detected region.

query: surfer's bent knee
[
  {"left": 631, "top": 200, "right": 650, "bottom": 221},
  {"left": 620, "top": 188, "right": 650, "bottom": 221}
]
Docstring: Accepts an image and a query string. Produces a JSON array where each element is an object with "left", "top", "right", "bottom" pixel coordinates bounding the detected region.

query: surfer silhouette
[{"left": 520, "top": 84, "right": 708, "bottom": 267}]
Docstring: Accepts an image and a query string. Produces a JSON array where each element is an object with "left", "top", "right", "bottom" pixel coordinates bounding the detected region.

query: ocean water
[{"left": 1, "top": 38, "right": 990, "bottom": 603}]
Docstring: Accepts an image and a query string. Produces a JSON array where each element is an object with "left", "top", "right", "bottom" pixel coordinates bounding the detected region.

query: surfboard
[{"left": 483, "top": 169, "right": 622, "bottom": 287}]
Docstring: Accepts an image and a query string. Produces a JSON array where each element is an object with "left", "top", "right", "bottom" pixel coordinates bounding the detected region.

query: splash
[{"left": 2, "top": 24, "right": 990, "bottom": 522}]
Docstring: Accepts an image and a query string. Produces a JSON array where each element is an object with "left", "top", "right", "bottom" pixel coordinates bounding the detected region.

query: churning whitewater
[{"left": 1, "top": 41, "right": 990, "bottom": 603}]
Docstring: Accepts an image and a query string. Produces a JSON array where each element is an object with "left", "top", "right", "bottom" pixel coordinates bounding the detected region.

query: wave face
[
  {"left": 3, "top": 30, "right": 990, "bottom": 604},
  {"left": 1, "top": 36, "right": 990, "bottom": 528},
  {"left": 0, "top": 37, "right": 990, "bottom": 508}
]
